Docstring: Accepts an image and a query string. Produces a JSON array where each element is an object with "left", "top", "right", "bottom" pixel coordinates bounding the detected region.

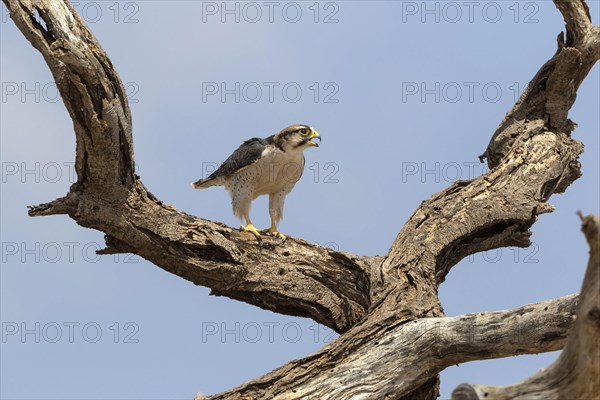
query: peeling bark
[{"left": 3, "top": 0, "right": 599, "bottom": 398}]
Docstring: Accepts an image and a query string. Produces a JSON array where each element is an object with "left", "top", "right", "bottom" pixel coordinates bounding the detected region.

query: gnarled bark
[{"left": 3, "top": 0, "right": 599, "bottom": 398}]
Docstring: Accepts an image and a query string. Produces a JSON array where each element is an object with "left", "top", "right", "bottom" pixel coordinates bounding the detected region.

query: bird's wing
[
  {"left": 192, "top": 137, "right": 272, "bottom": 189},
  {"left": 209, "top": 137, "right": 270, "bottom": 179}
]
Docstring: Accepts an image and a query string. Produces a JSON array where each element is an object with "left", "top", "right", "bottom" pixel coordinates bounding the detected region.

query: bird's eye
[{"left": 299, "top": 128, "right": 309, "bottom": 136}]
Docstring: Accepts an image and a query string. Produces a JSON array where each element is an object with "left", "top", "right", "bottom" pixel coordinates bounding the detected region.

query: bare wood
[
  {"left": 196, "top": 294, "right": 577, "bottom": 400},
  {"left": 3, "top": 0, "right": 598, "bottom": 398},
  {"left": 452, "top": 215, "right": 600, "bottom": 400}
]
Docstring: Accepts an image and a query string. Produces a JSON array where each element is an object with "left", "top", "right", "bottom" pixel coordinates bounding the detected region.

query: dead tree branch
[
  {"left": 2, "top": 0, "right": 374, "bottom": 333},
  {"left": 452, "top": 214, "right": 600, "bottom": 400},
  {"left": 196, "top": 294, "right": 577, "bottom": 400},
  {"left": 3, "top": 0, "right": 598, "bottom": 397}
]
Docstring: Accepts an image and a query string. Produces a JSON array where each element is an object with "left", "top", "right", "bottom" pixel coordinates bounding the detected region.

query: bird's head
[{"left": 274, "top": 124, "right": 321, "bottom": 151}]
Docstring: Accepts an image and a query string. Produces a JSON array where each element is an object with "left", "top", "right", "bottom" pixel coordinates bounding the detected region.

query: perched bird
[{"left": 191, "top": 124, "right": 321, "bottom": 239}]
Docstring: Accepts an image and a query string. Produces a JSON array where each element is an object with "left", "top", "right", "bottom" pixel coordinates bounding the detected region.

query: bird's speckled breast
[{"left": 225, "top": 144, "right": 305, "bottom": 199}]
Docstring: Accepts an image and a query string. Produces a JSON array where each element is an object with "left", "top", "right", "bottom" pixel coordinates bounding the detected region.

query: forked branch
[{"left": 3, "top": 0, "right": 598, "bottom": 398}]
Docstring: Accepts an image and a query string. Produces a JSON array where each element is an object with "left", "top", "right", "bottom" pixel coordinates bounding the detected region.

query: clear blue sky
[{"left": 1, "top": 1, "right": 599, "bottom": 399}]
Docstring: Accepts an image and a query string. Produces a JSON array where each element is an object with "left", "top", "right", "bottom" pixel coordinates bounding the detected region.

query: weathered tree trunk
[{"left": 3, "top": 0, "right": 599, "bottom": 398}]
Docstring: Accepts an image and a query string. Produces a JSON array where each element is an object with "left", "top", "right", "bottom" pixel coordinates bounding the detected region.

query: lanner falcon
[{"left": 191, "top": 124, "right": 321, "bottom": 239}]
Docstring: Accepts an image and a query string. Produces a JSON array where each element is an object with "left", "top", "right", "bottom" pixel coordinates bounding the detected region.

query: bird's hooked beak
[{"left": 308, "top": 128, "right": 321, "bottom": 147}]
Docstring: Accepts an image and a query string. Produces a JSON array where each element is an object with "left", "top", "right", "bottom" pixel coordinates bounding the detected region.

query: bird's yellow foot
[
  {"left": 266, "top": 228, "right": 286, "bottom": 240},
  {"left": 241, "top": 223, "right": 262, "bottom": 238}
]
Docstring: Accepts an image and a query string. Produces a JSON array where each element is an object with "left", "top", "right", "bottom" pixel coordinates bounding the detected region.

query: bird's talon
[
  {"left": 268, "top": 229, "right": 286, "bottom": 240},
  {"left": 241, "top": 224, "right": 262, "bottom": 239}
]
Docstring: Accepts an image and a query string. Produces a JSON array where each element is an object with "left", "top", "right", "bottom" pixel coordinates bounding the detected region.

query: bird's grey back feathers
[{"left": 191, "top": 137, "right": 272, "bottom": 188}]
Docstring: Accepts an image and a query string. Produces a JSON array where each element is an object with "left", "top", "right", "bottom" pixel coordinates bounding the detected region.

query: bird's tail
[{"left": 191, "top": 177, "right": 217, "bottom": 189}]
